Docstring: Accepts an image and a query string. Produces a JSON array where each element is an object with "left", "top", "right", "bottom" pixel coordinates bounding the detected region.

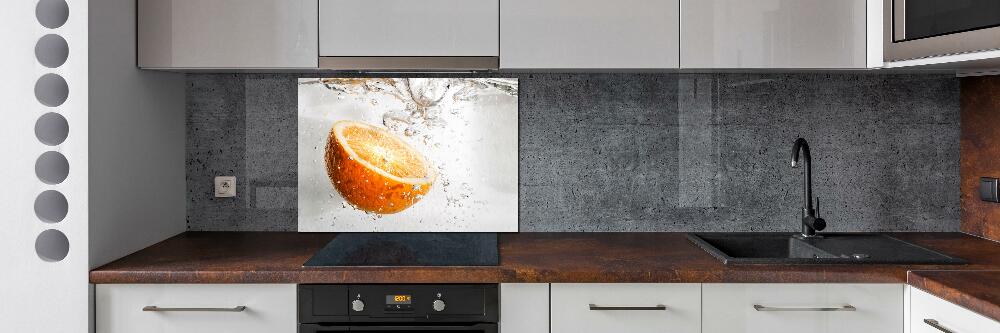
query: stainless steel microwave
[{"left": 885, "top": 0, "right": 1000, "bottom": 62}]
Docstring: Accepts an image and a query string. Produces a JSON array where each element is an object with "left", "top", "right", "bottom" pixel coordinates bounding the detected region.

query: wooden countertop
[
  {"left": 91, "top": 232, "right": 1000, "bottom": 284},
  {"left": 89, "top": 232, "right": 1000, "bottom": 321},
  {"left": 908, "top": 270, "right": 1000, "bottom": 323}
]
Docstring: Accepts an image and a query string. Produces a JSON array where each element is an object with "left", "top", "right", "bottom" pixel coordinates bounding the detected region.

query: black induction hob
[{"left": 303, "top": 233, "right": 499, "bottom": 267}]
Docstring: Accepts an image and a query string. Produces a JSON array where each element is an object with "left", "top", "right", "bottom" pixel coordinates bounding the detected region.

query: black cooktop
[{"left": 303, "top": 233, "right": 499, "bottom": 267}]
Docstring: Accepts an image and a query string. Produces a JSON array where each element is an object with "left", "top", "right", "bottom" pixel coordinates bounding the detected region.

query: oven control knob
[
  {"left": 432, "top": 299, "right": 446, "bottom": 312},
  {"left": 351, "top": 299, "right": 365, "bottom": 312}
]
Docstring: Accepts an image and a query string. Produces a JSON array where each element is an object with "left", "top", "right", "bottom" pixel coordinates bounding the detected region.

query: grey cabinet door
[
  {"left": 138, "top": 0, "right": 318, "bottom": 69},
  {"left": 681, "top": 0, "right": 868, "bottom": 69},
  {"left": 319, "top": 0, "right": 500, "bottom": 57},
  {"left": 501, "top": 0, "right": 680, "bottom": 69}
]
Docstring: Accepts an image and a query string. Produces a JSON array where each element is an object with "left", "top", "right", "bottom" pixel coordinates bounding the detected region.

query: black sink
[{"left": 687, "top": 233, "right": 966, "bottom": 265}]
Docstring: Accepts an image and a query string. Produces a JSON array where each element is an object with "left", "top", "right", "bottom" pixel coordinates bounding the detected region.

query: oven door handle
[
  {"left": 299, "top": 323, "right": 497, "bottom": 332},
  {"left": 347, "top": 323, "right": 497, "bottom": 331}
]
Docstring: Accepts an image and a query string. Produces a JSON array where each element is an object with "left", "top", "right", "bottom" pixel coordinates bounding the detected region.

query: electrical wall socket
[
  {"left": 980, "top": 177, "right": 999, "bottom": 203},
  {"left": 215, "top": 176, "right": 236, "bottom": 198}
]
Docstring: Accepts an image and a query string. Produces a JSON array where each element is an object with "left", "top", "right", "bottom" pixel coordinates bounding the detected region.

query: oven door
[
  {"left": 300, "top": 323, "right": 498, "bottom": 333},
  {"left": 885, "top": 0, "right": 1000, "bottom": 61}
]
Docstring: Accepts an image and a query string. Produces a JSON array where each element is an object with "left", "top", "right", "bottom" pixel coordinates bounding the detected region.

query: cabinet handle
[
  {"left": 753, "top": 304, "right": 856, "bottom": 312},
  {"left": 588, "top": 304, "right": 667, "bottom": 311},
  {"left": 142, "top": 306, "right": 247, "bottom": 312},
  {"left": 923, "top": 319, "right": 955, "bottom": 333}
]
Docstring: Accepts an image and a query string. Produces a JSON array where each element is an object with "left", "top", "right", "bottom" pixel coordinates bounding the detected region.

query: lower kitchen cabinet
[
  {"left": 909, "top": 286, "right": 1000, "bottom": 333},
  {"left": 702, "top": 283, "right": 904, "bottom": 333},
  {"left": 500, "top": 283, "right": 549, "bottom": 333},
  {"left": 550, "top": 283, "right": 701, "bottom": 333},
  {"left": 96, "top": 284, "right": 297, "bottom": 333}
]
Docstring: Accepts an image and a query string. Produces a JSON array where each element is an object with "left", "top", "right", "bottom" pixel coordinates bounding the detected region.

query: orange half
[{"left": 325, "top": 120, "right": 435, "bottom": 214}]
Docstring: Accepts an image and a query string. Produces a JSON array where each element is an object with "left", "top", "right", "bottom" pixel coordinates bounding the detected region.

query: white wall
[
  {"left": 88, "top": 0, "right": 186, "bottom": 269},
  {"left": 0, "top": 0, "right": 90, "bottom": 331},
  {"left": 0, "top": 0, "right": 184, "bottom": 331}
]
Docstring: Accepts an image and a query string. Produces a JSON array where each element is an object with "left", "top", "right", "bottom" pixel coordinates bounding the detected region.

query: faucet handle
[{"left": 815, "top": 196, "right": 820, "bottom": 218}]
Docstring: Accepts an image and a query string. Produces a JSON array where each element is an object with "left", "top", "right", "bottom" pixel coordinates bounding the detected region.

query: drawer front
[
  {"left": 703, "top": 283, "right": 903, "bottom": 333},
  {"left": 551, "top": 283, "right": 701, "bottom": 333},
  {"left": 96, "top": 284, "right": 296, "bottom": 333},
  {"left": 910, "top": 287, "right": 1000, "bottom": 333}
]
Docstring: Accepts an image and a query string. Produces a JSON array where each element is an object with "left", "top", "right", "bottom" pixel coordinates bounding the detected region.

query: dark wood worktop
[
  {"left": 91, "top": 232, "right": 1000, "bottom": 285},
  {"left": 89, "top": 232, "right": 1000, "bottom": 320},
  {"left": 908, "top": 270, "right": 1000, "bottom": 322}
]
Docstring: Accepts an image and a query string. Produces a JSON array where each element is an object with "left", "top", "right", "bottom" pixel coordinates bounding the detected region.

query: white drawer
[
  {"left": 96, "top": 284, "right": 296, "bottom": 333},
  {"left": 550, "top": 283, "right": 701, "bottom": 333},
  {"left": 703, "top": 283, "right": 904, "bottom": 333},
  {"left": 910, "top": 287, "right": 1000, "bottom": 333}
]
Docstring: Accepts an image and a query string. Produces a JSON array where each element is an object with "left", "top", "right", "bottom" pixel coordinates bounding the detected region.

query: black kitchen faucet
[{"left": 791, "top": 138, "right": 826, "bottom": 238}]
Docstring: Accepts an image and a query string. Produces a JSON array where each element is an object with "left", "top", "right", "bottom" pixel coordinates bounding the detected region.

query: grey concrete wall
[{"left": 186, "top": 73, "right": 960, "bottom": 232}]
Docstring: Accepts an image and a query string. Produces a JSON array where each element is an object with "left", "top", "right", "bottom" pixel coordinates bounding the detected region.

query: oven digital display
[{"left": 386, "top": 295, "right": 412, "bottom": 305}]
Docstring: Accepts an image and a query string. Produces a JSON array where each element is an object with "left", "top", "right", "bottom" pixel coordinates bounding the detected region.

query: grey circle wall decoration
[
  {"left": 35, "top": 151, "right": 69, "bottom": 184},
  {"left": 35, "top": 229, "right": 70, "bottom": 262},
  {"left": 35, "top": 34, "right": 69, "bottom": 68},
  {"left": 35, "top": 112, "right": 69, "bottom": 145},
  {"left": 34, "top": 73, "right": 69, "bottom": 107},
  {"left": 36, "top": 0, "right": 69, "bottom": 29},
  {"left": 34, "top": 190, "right": 68, "bottom": 223}
]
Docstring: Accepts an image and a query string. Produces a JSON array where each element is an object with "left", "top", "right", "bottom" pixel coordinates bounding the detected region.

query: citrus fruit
[{"left": 325, "top": 120, "right": 435, "bottom": 214}]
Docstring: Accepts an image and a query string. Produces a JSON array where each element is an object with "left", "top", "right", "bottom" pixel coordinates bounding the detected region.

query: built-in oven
[
  {"left": 885, "top": 0, "right": 1000, "bottom": 61},
  {"left": 298, "top": 284, "right": 498, "bottom": 333}
]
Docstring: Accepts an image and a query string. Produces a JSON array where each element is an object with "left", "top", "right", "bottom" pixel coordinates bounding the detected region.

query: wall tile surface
[{"left": 186, "top": 73, "right": 960, "bottom": 232}]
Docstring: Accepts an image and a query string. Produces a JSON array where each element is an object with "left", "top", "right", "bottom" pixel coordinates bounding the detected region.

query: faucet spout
[{"left": 791, "top": 138, "right": 825, "bottom": 237}]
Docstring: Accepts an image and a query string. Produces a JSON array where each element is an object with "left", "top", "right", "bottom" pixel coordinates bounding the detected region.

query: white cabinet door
[
  {"left": 551, "top": 283, "right": 701, "bottom": 333},
  {"left": 680, "top": 0, "right": 868, "bottom": 68},
  {"left": 137, "top": 0, "right": 318, "bottom": 69},
  {"left": 96, "top": 284, "right": 297, "bottom": 333},
  {"left": 910, "top": 287, "right": 1000, "bottom": 333},
  {"left": 501, "top": 0, "right": 680, "bottom": 69},
  {"left": 702, "top": 283, "right": 904, "bottom": 333},
  {"left": 319, "top": 0, "right": 499, "bottom": 57},
  {"left": 500, "top": 283, "right": 549, "bottom": 333}
]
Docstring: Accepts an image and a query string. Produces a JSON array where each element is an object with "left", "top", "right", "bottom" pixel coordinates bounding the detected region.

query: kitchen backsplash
[
  {"left": 960, "top": 76, "right": 1000, "bottom": 242},
  {"left": 186, "top": 73, "right": 960, "bottom": 232}
]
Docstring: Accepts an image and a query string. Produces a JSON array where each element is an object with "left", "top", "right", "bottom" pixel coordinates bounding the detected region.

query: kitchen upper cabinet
[
  {"left": 702, "top": 283, "right": 904, "bottom": 333},
  {"left": 909, "top": 287, "right": 1000, "bottom": 333},
  {"left": 500, "top": 0, "right": 680, "bottom": 69},
  {"left": 137, "top": 0, "right": 318, "bottom": 69},
  {"left": 551, "top": 283, "right": 701, "bottom": 333},
  {"left": 97, "top": 284, "right": 297, "bottom": 333},
  {"left": 680, "top": 0, "right": 869, "bottom": 68},
  {"left": 319, "top": 0, "right": 499, "bottom": 59}
]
